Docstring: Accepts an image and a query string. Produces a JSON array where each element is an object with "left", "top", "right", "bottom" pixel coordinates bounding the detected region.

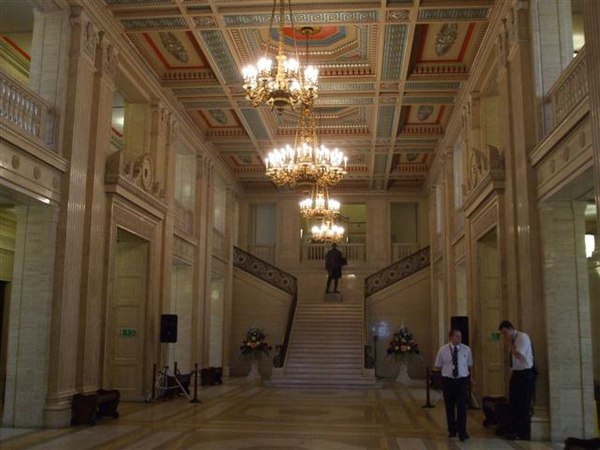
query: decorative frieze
[{"left": 105, "top": 150, "right": 166, "bottom": 202}]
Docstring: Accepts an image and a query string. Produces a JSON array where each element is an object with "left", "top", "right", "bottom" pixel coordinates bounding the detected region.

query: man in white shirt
[
  {"left": 434, "top": 329, "right": 473, "bottom": 441},
  {"left": 499, "top": 320, "right": 536, "bottom": 441}
]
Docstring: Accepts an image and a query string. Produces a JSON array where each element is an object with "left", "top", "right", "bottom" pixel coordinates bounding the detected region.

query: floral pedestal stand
[
  {"left": 247, "top": 357, "right": 261, "bottom": 381},
  {"left": 396, "top": 361, "right": 412, "bottom": 385}
]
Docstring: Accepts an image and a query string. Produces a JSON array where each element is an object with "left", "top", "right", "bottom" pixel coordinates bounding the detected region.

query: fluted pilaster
[
  {"left": 77, "top": 32, "right": 118, "bottom": 394},
  {"left": 582, "top": 1, "right": 600, "bottom": 229},
  {"left": 45, "top": 7, "right": 99, "bottom": 427}
]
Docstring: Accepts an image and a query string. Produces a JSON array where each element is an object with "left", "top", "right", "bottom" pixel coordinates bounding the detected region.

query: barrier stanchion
[
  {"left": 189, "top": 363, "right": 201, "bottom": 403},
  {"left": 423, "top": 366, "right": 435, "bottom": 408},
  {"left": 151, "top": 363, "right": 157, "bottom": 401}
]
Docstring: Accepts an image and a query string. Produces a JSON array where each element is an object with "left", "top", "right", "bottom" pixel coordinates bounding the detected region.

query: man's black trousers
[{"left": 442, "top": 377, "right": 468, "bottom": 436}]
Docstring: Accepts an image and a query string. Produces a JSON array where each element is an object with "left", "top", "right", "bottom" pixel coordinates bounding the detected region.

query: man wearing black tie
[
  {"left": 499, "top": 320, "right": 535, "bottom": 441},
  {"left": 434, "top": 329, "right": 473, "bottom": 442}
]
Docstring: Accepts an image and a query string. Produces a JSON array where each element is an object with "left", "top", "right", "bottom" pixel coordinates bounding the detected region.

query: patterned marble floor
[{"left": 0, "top": 379, "right": 563, "bottom": 450}]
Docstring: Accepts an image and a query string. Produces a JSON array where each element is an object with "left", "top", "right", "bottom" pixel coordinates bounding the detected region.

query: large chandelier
[
  {"left": 299, "top": 183, "right": 341, "bottom": 219},
  {"left": 264, "top": 102, "right": 348, "bottom": 188},
  {"left": 241, "top": 2, "right": 318, "bottom": 114},
  {"left": 311, "top": 220, "right": 345, "bottom": 243}
]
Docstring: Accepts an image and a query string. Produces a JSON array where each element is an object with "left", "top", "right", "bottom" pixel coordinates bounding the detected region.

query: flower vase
[
  {"left": 396, "top": 361, "right": 412, "bottom": 385},
  {"left": 247, "top": 357, "right": 261, "bottom": 381}
]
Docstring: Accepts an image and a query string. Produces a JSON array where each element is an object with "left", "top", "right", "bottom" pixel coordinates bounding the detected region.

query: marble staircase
[{"left": 268, "top": 301, "right": 380, "bottom": 388}]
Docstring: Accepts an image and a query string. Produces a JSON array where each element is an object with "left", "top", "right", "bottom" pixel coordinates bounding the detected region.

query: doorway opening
[{"left": 107, "top": 229, "right": 149, "bottom": 400}]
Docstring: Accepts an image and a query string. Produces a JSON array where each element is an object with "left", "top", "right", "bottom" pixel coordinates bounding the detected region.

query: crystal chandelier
[
  {"left": 264, "top": 102, "right": 348, "bottom": 188},
  {"left": 241, "top": 1, "right": 318, "bottom": 114},
  {"left": 299, "top": 183, "right": 341, "bottom": 219},
  {"left": 311, "top": 220, "right": 345, "bottom": 243}
]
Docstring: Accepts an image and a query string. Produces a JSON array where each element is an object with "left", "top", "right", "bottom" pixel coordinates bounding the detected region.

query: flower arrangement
[
  {"left": 387, "top": 326, "right": 420, "bottom": 358},
  {"left": 240, "top": 327, "right": 272, "bottom": 358}
]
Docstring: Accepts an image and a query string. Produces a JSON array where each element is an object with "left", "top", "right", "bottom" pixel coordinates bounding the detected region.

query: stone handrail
[
  {"left": 547, "top": 46, "right": 588, "bottom": 128},
  {"left": 0, "top": 69, "right": 54, "bottom": 148},
  {"left": 301, "top": 242, "right": 366, "bottom": 265},
  {"left": 247, "top": 244, "right": 276, "bottom": 265},
  {"left": 391, "top": 242, "right": 420, "bottom": 262},
  {"left": 364, "top": 246, "right": 430, "bottom": 297},
  {"left": 233, "top": 246, "right": 298, "bottom": 367}
]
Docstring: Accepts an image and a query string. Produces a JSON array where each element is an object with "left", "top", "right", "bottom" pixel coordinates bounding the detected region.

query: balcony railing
[
  {"left": 547, "top": 46, "right": 588, "bottom": 129},
  {"left": 247, "top": 244, "right": 276, "bottom": 265},
  {"left": 391, "top": 242, "right": 419, "bottom": 262},
  {"left": 301, "top": 243, "right": 366, "bottom": 266},
  {"left": 0, "top": 69, "right": 54, "bottom": 148}
]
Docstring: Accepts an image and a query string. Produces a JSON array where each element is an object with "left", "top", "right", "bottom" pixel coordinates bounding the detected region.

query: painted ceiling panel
[{"left": 104, "top": 0, "right": 495, "bottom": 192}]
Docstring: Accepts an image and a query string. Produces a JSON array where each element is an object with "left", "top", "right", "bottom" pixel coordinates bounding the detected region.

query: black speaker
[
  {"left": 160, "top": 314, "right": 178, "bottom": 343},
  {"left": 451, "top": 316, "right": 469, "bottom": 346}
]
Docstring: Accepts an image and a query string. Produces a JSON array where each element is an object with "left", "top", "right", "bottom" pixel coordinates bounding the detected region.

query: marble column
[
  {"left": 497, "top": 3, "right": 549, "bottom": 435},
  {"left": 28, "top": 1, "right": 71, "bottom": 148},
  {"left": 76, "top": 33, "right": 118, "bottom": 395},
  {"left": 539, "top": 202, "right": 595, "bottom": 440},
  {"left": 366, "top": 198, "right": 389, "bottom": 268},
  {"left": 192, "top": 155, "right": 209, "bottom": 368},
  {"left": 3, "top": 204, "right": 58, "bottom": 427},
  {"left": 44, "top": 8, "right": 99, "bottom": 428},
  {"left": 222, "top": 186, "right": 236, "bottom": 377},
  {"left": 277, "top": 197, "right": 301, "bottom": 269},
  {"left": 582, "top": 0, "right": 600, "bottom": 230}
]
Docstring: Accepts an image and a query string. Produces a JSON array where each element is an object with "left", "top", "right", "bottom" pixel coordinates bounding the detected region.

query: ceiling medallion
[
  {"left": 435, "top": 23, "right": 458, "bottom": 57},
  {"left": 264, "top": 102, "right": 347, "bottom": 189},
  {"left": 241, "top": 2, "right": 319, "bottom": 114},
  {"left": 299, "top": 183, "right": 341, "bottom": 220}
]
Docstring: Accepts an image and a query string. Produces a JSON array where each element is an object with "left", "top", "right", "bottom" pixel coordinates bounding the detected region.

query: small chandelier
[
  {"left": 311, "top": 220, "right": 345, "bottom": 243},
  {"left": 299, "top": 184, "right": 341, "bottom": 219},
  {"left": 264, "top": 102, "right": 348, "bottom": 188},
  {"left": 241, "top": 2, "right": 318, "bottom": 114}
]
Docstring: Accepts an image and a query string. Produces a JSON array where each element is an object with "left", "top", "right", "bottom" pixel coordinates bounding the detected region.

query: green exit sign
[
  {"left": 491, "top": 332, "right": 501, "bottom": 341},
  {"left": 119, "top": 328, "right": 137, "bottom": 337}
]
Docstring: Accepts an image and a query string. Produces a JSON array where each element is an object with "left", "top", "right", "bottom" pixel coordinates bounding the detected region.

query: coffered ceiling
[{"left": 103, "top": 0, "right": 494, "bottom": 192}]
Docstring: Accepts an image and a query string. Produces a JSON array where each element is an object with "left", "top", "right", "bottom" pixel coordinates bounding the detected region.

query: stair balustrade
[
  {"left": 364, "top": 246, "right": 431, "bottom": 298},
  {"left": 233, "top": 246, "right": 297, "bottom": 367},
  {"left": 300, "top": 242, "right": 366, "bottom": 266}
]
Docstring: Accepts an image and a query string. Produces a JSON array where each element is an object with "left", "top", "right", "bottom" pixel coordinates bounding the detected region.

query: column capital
[
  {"left": 97, "top": 32, "right": 119, "bottom": 81},
  {"left": 70, "top": 7, "right": 99, "bottom": 63}
]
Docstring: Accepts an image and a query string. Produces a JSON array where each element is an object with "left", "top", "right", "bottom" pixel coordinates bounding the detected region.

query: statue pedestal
[
  {"left": 396, "top": 363, "right": 412, "bottom": 385},
  {"left": 246, "top": 359, "right": 260, "bottom": 381},
  {"left": 324, "top": 292, "right": 343, "bottom": 302}
]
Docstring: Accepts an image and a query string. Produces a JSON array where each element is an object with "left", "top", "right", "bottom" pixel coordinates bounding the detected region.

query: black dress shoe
[
  {"left": 459, "top": 434, "right": 469, "bottom": 441},
  {"left": 448, "top": 432, "right": 456, "bottom": 438}
]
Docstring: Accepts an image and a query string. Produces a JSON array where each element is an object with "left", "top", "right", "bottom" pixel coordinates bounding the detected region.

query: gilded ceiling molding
[
  {"left": 386, "top": 10, "right": 410, "bottom": 23},
  {"left": 198, "top": 30, "right": 242, "bottom": 84},
  {"left": 121, "top": 17, "right": 186, "bottom": 30},
  {"left": 382, "top": 24, "right": 408, "bottom": 80},
  {"left": 418, "top": 8, "right": 490, "bottom": 22},
  {"left": 222, "top": 11, "right": 378, "bottom": 28}
]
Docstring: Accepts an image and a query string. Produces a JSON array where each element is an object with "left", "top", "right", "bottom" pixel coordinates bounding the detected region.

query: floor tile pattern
[{"left": 0, "top": 379, "right": 563, "bottom": 450}]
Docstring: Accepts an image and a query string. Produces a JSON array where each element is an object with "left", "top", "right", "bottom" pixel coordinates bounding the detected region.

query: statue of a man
[{"left": 325, "top": 243, "right": 345, "bottom": 293}]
